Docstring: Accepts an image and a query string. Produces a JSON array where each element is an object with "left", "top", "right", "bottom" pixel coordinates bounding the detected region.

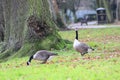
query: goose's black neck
[
  {"left": 28, "top": 55, "right": 33, "bottom": 62},
  {"left": 75, "top": 31, "right": 78, "bottom": 40}
]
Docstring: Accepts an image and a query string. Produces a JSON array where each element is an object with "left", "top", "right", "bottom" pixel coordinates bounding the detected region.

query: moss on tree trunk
[{"left": 0, "top": 0, "right": 66, "bottom": 62}]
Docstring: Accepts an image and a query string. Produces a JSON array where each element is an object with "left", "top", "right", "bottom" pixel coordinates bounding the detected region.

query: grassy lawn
[{"left": 0, "top": 27, "right": 120, "bottom": 80}]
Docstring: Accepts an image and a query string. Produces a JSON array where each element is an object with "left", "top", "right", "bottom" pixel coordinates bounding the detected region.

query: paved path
[{"left": 68, "top": 21, "right": 120, "bottom": 29}]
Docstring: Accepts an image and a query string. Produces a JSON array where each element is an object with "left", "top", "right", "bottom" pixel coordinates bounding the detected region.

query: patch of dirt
[
  {"left": 80, "top": 35, "right": 120, "bottom": 43},
  {"left": 82, "top": 53, "right": 120, "bottom": 61},
  {"left": 45, "top": 52, "right": 120, "bottom": 65}
]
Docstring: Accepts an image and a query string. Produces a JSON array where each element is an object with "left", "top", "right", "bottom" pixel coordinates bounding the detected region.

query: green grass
[{"left": 0, "top": 27, "right": 120, "bottom": 80}]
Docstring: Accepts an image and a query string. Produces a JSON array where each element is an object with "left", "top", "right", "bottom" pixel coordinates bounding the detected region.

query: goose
[
  {"left": 73, "top": 28, "right": 94, "bottom": 56},
  {"left": 27, "top": 50, "right": 58, "bottom": 65}
]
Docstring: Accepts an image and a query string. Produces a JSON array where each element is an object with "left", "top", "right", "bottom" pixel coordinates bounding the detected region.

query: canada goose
[
  {"left": 73, "top": 28, "right": 94, "bottom": 56},
  {"left": 27, "top": 50, "right": 58, "bottom": 65}
]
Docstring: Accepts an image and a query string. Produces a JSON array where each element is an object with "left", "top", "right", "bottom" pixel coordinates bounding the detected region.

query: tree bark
[
  {"left": 0, "top": 1, "right": 4, "bottom": 42},
  {"left": 0, "top": 0, "right": 66, "bottom": 61}
]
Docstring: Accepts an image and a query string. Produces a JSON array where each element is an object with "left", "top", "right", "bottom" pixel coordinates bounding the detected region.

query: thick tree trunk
[
  {"left": 0, "top": 0, "right": 65, "bottom": 61},
  {"left": 49, "top": 0, "right": 66, "bottom": 28}
]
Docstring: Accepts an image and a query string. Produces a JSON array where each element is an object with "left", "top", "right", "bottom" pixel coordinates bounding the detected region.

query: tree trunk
[
  {"left": 0, "top": 1, "right": 4, "bottom": 42},
  {"left": 96, "top": 0, "right": 113, "bottom": 23},
  {"left": 103, "top": 0, "right": 113, "bottom": 22},
  {"left": 50, "top": 0, "right": 66, "bottom": 28},
  {"left": 0, "top": 0, "right": 66, "bottom": 62},
  {"left": 117, "top": 0, "right": 120, "bottom": 20}
]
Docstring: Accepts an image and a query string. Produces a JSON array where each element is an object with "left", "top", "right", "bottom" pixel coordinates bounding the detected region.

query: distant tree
[
  {"left": 96, "top": 0, "right": 119, "bottom": 23},
  {"left": 56, "top": 0, "right": 81, "bottom": 23},
  {"left": 49, "top": 0, "right": 66, "bottom": 28},
  {"left": 116, "top": 0, "right": 120, "bottom": 21}
]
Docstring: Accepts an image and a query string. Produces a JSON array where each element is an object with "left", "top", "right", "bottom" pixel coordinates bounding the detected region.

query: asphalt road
[{"left": 68, "top": 21, "right": 120, "bottom": 29}]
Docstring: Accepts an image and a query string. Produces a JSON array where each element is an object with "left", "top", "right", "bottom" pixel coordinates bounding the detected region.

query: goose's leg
[
  {"left": 81, "top": 53, "right": 85, "bottom": 56},
  {"left": 41, "top": 60, "right": 47, "bottom": 64},
  {"left": 41, "top": 56, "right": 49, "bottom": 64},
  {"left": 81, "top": 52, "right": 87, "bottom": 56}
]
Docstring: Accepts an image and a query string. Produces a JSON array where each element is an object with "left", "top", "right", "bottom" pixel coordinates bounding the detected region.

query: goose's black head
[
  {"left": 27, "top": 55, "right": 33, "bottom": 66},
  {"left": 27, "top": 61, "right": 30, "bottom": 65}
]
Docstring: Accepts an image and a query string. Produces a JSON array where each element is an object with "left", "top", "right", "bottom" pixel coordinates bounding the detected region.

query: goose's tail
[
  {"left": 51, "top": 53, "right": 58, "bottom": 56},
  {"left": 88, "top": 47, "right": 95, "bottom": 52}
]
